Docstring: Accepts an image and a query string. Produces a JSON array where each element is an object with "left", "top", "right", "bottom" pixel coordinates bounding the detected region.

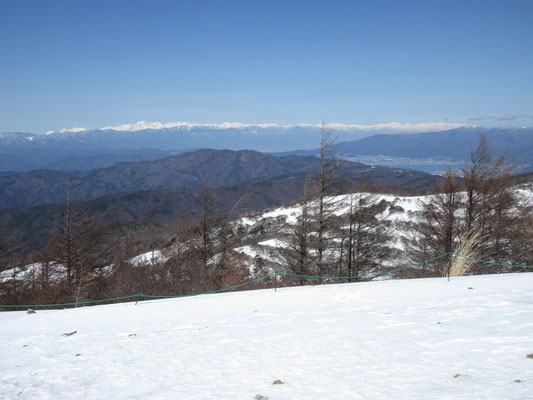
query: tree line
[
  {"left": 0, "top": 179, "right": 256, "bottom": 308},
  {"left": 278, "top": 131, "right": 532, "bottom": 284},
  {"left": 407, "top": 135, "right": 532, "bottom": 277}
]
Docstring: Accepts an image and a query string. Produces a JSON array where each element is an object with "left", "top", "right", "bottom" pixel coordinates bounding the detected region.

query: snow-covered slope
[
  {"left": 231, "top": 192, "right": 428, "bottom": 272},
  {"left": 231, "top": 187, "right": 533, "bottom": 273},
  {"left": 1, "top": 273, "right": 532, "bottom": 399}
]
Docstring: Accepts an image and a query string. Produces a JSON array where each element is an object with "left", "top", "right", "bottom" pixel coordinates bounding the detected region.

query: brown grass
[{"left": 449, "top": 231, "right": 487, "bottom": 278}]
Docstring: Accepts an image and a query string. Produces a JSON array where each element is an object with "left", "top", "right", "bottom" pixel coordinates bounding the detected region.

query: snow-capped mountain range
[{"left": 43, "top": 120, "right": 466, "bottom": 135}]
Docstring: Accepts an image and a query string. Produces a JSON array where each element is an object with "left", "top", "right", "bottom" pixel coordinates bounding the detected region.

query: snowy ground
[{"left": 1, "top": 273, "right": 533, "bottom": 400}]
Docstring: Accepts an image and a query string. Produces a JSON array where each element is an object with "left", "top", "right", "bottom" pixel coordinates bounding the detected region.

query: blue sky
[{"left": 1, "top": 0, "right": 532, "bottom": 133}]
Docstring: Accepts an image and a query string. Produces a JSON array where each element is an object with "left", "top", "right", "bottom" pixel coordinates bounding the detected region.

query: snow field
[{"left": 1, "top": 273, "right": 533, "bottom": 399}]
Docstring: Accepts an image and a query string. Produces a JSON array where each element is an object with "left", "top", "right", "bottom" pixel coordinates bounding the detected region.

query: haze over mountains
[
  {"left": 1, "top": 123, "right": 531, "bottom": 173},
  {"left": 0, "top": 149, "right": 438, "bottom": 209},
  {"left": 0, "top": 122, "right": 384, "bottom": 171},
  {"left": 280, "top": 127, "right": 533, "bottom": 173},
  {"left": 0, "top": 121, "right": 462, "bottom": 172}
]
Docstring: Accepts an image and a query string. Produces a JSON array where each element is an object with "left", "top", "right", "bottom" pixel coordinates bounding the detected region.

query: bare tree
[
  {"left": 518, "top": 210, "right": 533, "bottom": 265},
  {"left": 509, "top": 196, "right": 533, "bottom": 266},
  {"left": 311, "top": 123, "right": 343, "bottom": 275},
  {"left": 463, "top": 134, "right": 515, "bottom": 235},
  {"left": 212, "top": 192, "right": 249, "bottom": 288},
  {"left": 196, "top": 180, "right": 217, "bottom": 274},
  {"left": 164, "top": 216, "right": 192, "bottom": 291},
  {"left": 282, "top": 176, "right": 315, "bottom": 285},
  {"left": 409, "top": 169, "right": 463, "bottom": 277},
  {"left": 460, "top": 134, "right": 524, "bottom": 271},
  {"left": 44, "top": 189, "right": 103, "bottom": 304},
  {"left": 463, "top": 134, "right": 493, "bottom": 232},
  {"left": 0, "top": 231, "right": 26, "bottom": 304},
  {"left": 408, "top": 135, "right": 528, "bottom": 277},
  {"left": 340, "top": 180, "right": 392, "bottom": 281},
  {"left": 0, "top": 229, "right": 7, "bottom": 270}
]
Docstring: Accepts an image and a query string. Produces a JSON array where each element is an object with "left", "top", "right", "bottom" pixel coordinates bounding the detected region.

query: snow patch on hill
[{"left": 129, "top": 250, "right": 167, "bottom": 266}]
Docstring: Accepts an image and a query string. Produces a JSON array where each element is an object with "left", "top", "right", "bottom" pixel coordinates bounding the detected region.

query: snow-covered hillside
[
  {"left": 1, "top": 273, "right": 532, "bottom": 399},
  {"left": 0, "top": 193, "right": 419, "bottom": 285},
  {"left": 231, "top": 186, "right": 533, "bottom": 275}
]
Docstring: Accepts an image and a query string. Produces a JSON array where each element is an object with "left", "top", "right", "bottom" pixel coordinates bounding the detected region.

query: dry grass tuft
[{"left": 449, "top": 231, "right": 487, "bottom": 278}]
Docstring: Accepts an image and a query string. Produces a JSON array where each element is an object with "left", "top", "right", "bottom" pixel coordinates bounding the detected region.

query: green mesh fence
[{"left": 1, "top": 252, "right": 531, "bottom": 309}]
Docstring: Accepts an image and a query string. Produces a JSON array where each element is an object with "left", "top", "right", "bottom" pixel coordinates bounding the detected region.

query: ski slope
[{"left": 1, "top": 273, "right": 533, "bottom": 399}]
